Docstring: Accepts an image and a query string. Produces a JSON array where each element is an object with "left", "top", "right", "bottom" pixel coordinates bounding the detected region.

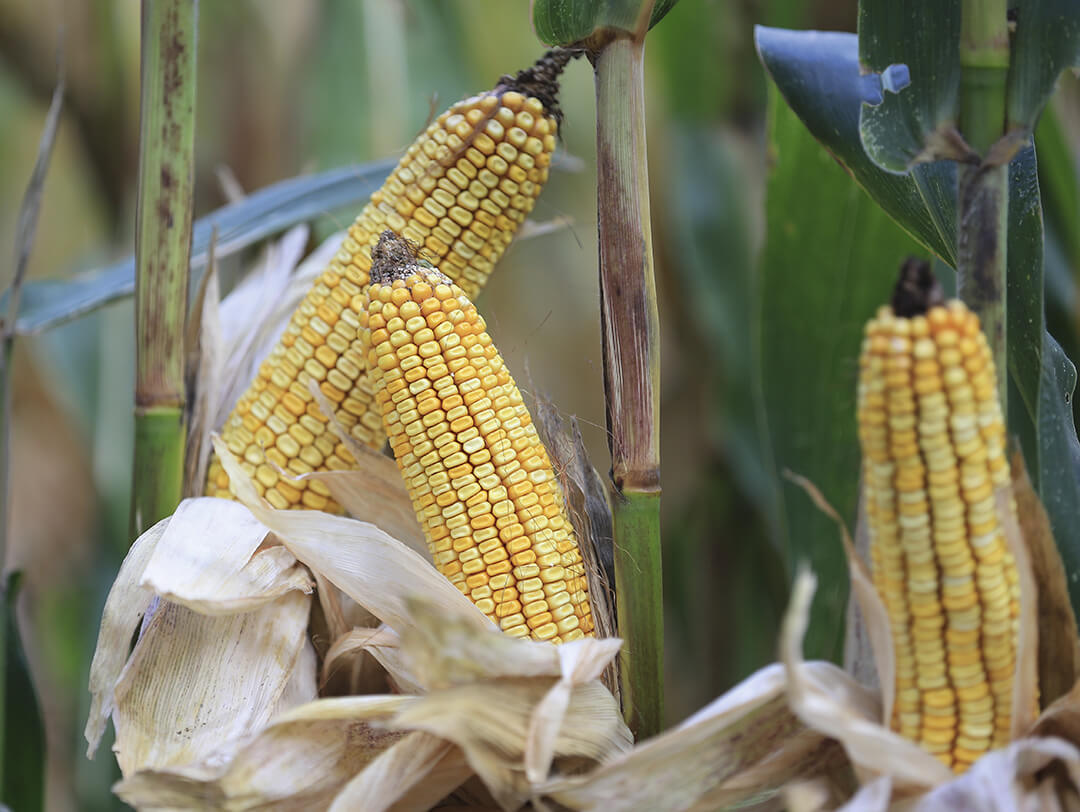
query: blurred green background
[{"left": 3, "top": 1, "right": 1079, "bottom": 809}]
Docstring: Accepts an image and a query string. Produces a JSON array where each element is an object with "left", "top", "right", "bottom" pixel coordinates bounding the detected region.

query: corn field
[{"left": 3, "top": 0, "right": 1080, "bottom": 809}]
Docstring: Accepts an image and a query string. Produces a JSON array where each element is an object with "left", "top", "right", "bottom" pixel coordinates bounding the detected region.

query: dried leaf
[
  {"left": 780, "top": 570, "right": 953, "bottom": 790},
  {"left": 785, "top": 472, "right": 895, "bottom": 724},
  {"left": 328, "top": 732, "right": 472, "bottom": 812},
  {"left": 213, "top": 435, "right": 490, "bottom": 635},
  {"left": 1011, "top": 453, "right": 1080, "bottom": 706},
  {"left": 115, "top": 696, "right": 413, "bottom": 810},
  {"left": 299, "top": 463, "right": 427, "bottom": 558},
  {"left": 997, "top": 482, "right": 1042, "bottom": 738},
  {"left": 844, "top": 486, "right": 881, "bottom": 697},
  {"left": 400, "top": 601, "right": 562, "bottom": 690},
  {"left": 394, "top": 678, "right": 629, "bottom": 810},
  {"left": 912, "top": 736, "right": 1080, "bottom": 811},
  {"left": 525, "top": 637, "right": 623, "bottom": 783},
  {"left": 538, "top": 661, "right": 836, "bottom": 811},
  {"left": 322, "top": 625, "right": 422, "bottom": 696},
  {"left": 85, "top": 517, "right": 170, "bottom": 756},
  {"left": 140, "top": 497, "right": 313, "bottom": 614},
  {"left": 111, "top": 591, "right": 313, "bottom": 776},
  {"left": 211, "top": 226, "right": 319, "bottom": 431}
]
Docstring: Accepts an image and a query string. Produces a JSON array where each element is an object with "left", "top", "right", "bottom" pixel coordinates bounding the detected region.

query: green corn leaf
[{"left": 531, "top": 0, "right": 679, "bottom": 46}]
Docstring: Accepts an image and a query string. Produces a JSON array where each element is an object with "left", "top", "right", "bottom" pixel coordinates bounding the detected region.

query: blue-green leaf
[
  {"left": 0, "top": 160, "right": 396, "bottom": 336},
  {"left": 857, "top": 0, "right": 961, "bottom": 172},
  {"left": 1007, "top": 0, "right": 1080, "bottom": 130}
]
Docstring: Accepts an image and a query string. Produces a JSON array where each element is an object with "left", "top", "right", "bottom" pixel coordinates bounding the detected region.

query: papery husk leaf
[
  {"left": 300, "top": 464, "right": 427, "bottom": 559},
  {"left": 835, "top": 775, "right": 891, "bottom": 812},
  {"left": 211, "top": 226, "right": 326, "bottom": 431},
  {"left": 786, "top": 472, "right": 895, "bottom": 724},
  {"left": 525, "top": 637, "right": 623, "bottom": 783},
  {"left": 1032, "top": 678, "right": 1080, "bottom": 746},
  {"left": 85, "top": 517, "right": 170, "bottom": 756},
  {"left": 781, "top": 570, "right": 953, "bottom": 790},
  {"left": 533, "top": 399, "right": 617, "bottom": 642},
  {"left": 393, "top": 678, "right": 630, "bottom": 811},
  {"left": 140, "top": 497, "right": 313, "bottom": 614},
  {"left": 185, "top": 253, "right": 222, "bottom": 496},
  {"left": 910, "top": 736, "right": 1080, "bottom": 811},
  {"left": 115, "top": 696, "right": 413, "bottom": 810},
  {"left": 328, "top": 731, "right": 472, "bottom": 812},
  {"left": 323, "top": 625, "right": 424, "bottom": 696},
  {"left": 1011, "top": 452, "right": 1080, "bottom": 706},
  {"left": 844, "top": 487, "right": 881, "bottom": 698},
  {"left": 299, "top": 383, "right": 427, "bottom": 555},
  {"left": 536, "top": 662, "right": 843, "bottom": 812},
  {"left": 996, "top": 482, "right": 1042, "bottom": 739},
  {"left": 400, "top": 600, "right": 563, "bottom": 690},
  {"left": 213, "top": 436, "right": 490, "bottom": 635},
  {"left": 111, "top": 590, "right": 313, "bottom": 776}
]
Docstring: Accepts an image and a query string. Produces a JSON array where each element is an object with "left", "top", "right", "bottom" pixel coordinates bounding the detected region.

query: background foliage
[{"left": 2, "top": 0, "right": 1078, "bottom": 808}]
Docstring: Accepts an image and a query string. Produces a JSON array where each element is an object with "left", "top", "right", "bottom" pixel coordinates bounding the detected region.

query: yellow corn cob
[
  {"left": 857, "top": 261, "right": 1022, "bottom": 773},
  {"left": 206, "top": 51, "right": 573, "bottom": 511},
  {"left": 359, "top": 230, "right": 593, "bottom": 642}
]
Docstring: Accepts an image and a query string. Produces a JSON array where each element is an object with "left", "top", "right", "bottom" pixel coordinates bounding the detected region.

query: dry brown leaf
[
  {"left": 395, "top": 678, "right": 629, "bottom": 810},
  {"left": 785, "top": 471, "right": 895, "bottom": 723},
  {"left": 536, "top": 662, "right": 840, "bottom": 812},
  {"left": 997, "top": 482, "right": 1042, "bottom": 739},
  {"left": 1011, "top": 453, "right": 1080, "bottom": 706}
]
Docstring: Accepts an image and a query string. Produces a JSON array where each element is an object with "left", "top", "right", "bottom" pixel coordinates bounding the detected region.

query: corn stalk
[
  {"left": 957, "top": 0, "right": 1010, "bottom": 407},
  {"left": 593, "top": 29, "right": 664, "bottom": 738},
  {"left": 130, "top": 0, "right": 198, "bottom": 539}
]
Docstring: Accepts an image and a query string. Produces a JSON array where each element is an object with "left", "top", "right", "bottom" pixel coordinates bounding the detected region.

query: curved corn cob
[
  {"left": 360, "top": 231, "right": 593, "bottom": 642},
  {"left": 206, "top": 51, "right": 573, "bottom": 511},
  {"left": 857, "top": 261, "right": 1022, "bottom": 772}
]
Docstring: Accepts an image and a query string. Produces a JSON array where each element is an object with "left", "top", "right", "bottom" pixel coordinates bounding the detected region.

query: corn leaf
[
  {"left": 857, "top": 0, "right": 961, "bottom": 172},
  {"left": 2, "top": 573, "right": 44, "bottom": 812},
  {"left": 530, "top": 0, "right": 679, "bottom": 46},
  {"left": 757, "top": 80, "right": 924, "bottom": 661},
  {"left": 1007, "top": 0, "right": 1080, "bottom": 130},
  {"left": 0, "top": 160, "right": 395, "bottom": 336},
  {"left": 756, "top": 24, "right": 1080, "bottom": 648}
]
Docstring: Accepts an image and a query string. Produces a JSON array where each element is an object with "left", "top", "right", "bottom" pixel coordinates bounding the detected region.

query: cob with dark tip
[
  {"left": 857, "top": 259, "right": 1025, "bottom": 772},
  {"left": 206, "top": 51, "right": 575, "bottom": 511},
  {"left": 360, "top": 231, "right": 594, "bottom": 642}
]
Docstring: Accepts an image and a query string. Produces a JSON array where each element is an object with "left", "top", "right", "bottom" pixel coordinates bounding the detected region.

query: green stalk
[
  {"left": 957, "top": 0, "right": 1010, "bottom": 407},
  {"left": 130, "top": 0, "right": 198, "bottom": 539},
  {"left": 594, "top": 34, "right": 664, "bottom": 738}
]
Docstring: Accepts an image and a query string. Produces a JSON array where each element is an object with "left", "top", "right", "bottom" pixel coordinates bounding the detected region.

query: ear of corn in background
[
  {"left": 856, "top": 259, "right": 1024, "bottom": 773},
  {"left": 359, "top": 230, "right": 594, "bottom": 642},
  {"left": 205, "top": 50, "right": 573, "bottom": 512}
]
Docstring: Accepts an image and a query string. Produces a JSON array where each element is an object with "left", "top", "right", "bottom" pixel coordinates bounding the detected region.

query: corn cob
[
  {"left": 857, "top": 260, "right": 1022, "bottom": 773},
  {"left": 359, "top": 230, "right": 593, "bottom": 642},
  {"left": 206, "top": 51, "right": 573, "bottom": 512}
]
